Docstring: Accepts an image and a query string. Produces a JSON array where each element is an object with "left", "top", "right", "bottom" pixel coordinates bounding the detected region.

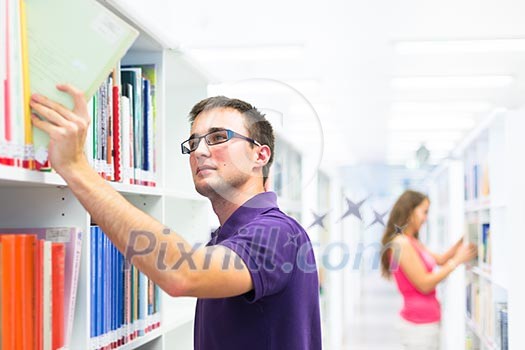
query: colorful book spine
[
  {"left": 52, "top": 243, "right": 65, "bottom": 350},
  {"left": 89, "top": 226, "right": 161, "bottom": 349}
]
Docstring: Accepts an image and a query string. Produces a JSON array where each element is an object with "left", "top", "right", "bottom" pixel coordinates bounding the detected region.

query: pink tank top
[{"left": 393, "top": 236, "right": 441, "bottom": 324}]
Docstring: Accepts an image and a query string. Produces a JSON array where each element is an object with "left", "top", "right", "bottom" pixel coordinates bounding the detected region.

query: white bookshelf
[
  {"left": 426, "top": 108, "right": 525, "bottom": 350},
  {"left": 505, "top": 106, "right": 525, "bottom": 350},
  {"left": 0, "top": 1, "right": 215, "bottom": 349},
  {"left": 423, "top": 159, "right": 465, "bottom": 350},
  {"left": 460, "top": 112, "right": 510, "bottom": 350}
]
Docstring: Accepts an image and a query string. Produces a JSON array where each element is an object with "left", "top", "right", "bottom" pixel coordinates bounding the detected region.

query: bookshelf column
[{"left": 507, "top": 107, "right": 525, "bottom": 350}]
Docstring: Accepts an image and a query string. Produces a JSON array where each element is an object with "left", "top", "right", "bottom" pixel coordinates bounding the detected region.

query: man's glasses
[{"left": 181, "top": 128, "right": 261, "bottom": 154}]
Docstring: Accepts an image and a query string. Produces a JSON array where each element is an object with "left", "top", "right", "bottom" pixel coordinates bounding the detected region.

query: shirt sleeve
[{"left": 218, "top": 214, "right": 300, "bottom": 303}]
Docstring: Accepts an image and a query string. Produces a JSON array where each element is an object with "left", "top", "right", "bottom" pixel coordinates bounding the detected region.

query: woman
[{"left": 380, "top": 190, "right": 477, "bottom": 350}]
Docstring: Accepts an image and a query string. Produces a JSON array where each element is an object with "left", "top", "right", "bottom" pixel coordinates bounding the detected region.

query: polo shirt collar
[{"left": 216, "top": 191, "right": 278, "bottom": 241}]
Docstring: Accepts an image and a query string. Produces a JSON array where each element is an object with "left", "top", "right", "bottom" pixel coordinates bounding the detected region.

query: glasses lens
[
  {"left": 187, "top": 137, "right": 201, "bottom": 152},
  {"left": 181, "top": 142, "right": 191, "bottom": 154},
  {"left": 206, "top": 130, "right": 230, "bottom": 145}
]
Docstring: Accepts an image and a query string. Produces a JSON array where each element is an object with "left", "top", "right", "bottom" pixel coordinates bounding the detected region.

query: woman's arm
[
  {"left": 394, "top": 236, "right": 475, "bottom": 294},
  {"left": 425, "top": 237, "right": 463, "bottom": 266}
]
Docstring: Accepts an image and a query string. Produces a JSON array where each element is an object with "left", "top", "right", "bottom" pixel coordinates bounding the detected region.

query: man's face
[{"left": 189, "top": 108, "right": 258, "bottom": 199}]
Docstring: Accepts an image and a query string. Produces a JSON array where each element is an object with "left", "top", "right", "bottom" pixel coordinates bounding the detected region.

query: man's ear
[{"left": 255, "top": 145, "right": 271, "bottom": 167}]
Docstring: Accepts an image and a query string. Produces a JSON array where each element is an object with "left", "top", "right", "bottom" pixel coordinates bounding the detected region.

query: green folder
[{"left": 27, "top": 0, "right": 139, "bottom": 166}]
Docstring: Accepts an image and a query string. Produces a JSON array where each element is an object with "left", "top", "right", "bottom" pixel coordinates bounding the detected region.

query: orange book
[
  {"left": 0, "top": 241, "right": 3, "bottom": 346},
  {"left": 52, "top": 243, "right": 65, "bottom": 350},
  {"left": 18, "top": 234, "right": 36, "bottom": 350},
  {"left": 0, "top": 235, "right": 16, "bottom": 349}
]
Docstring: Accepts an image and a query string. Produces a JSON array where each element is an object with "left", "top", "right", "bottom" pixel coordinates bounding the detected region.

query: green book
[{"left": 27, "top": 0, "right": 139, "bottom": 167}]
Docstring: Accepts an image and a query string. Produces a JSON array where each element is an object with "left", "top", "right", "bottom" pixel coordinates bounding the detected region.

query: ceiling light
[
  {"left": 391, "top": 101, "right": 493, "bottom": 113},
  {"left": 391, "top": 75, "right": 514, "bottom": 89},
  {"left": 388, "top": 140, "right": 457, "bottom": 151},
  {"left": 186, "top": 45, "right": 304, "bottom": 61},
  {"left": 388, "top": 116, "right": 476, "bottom": 130},
  {"left": 209, "top": 79, "right": 320, "bottom": 98},
  {"left": 395, "top": 39, "right": 525, "bottom": 54},
  {"left": 389, "top": 130, "right": 464, "bottom": 141}
]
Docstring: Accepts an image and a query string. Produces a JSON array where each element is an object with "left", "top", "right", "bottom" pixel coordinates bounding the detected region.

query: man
[{"left": 31, "top": 85, "right": 322, "bottom": 349}]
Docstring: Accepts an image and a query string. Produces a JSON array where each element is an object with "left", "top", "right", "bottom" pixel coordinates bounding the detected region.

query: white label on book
[
  {"left": 91, "top": 13, "right": 126, "bottom": 45},
  {"left": 34, "top": 146, "right": 48, "bottom": 165},
  {"left": 46, "top": 228, "right": 71, "bottom": 242}
]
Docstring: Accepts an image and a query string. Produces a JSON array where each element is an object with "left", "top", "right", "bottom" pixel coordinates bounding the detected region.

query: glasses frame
[{"left": 181, "top": 128, "right": 261, "bottom": 154}]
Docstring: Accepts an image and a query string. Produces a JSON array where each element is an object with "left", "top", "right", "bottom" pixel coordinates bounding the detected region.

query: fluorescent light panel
[
  {"left": 389, "top": 130, "right": 464, "bottom": 141},
  {"left": 187, "top": 45, "right": 304, "bottom": 61},
  {"left": 391, "top": 75, "right": 514, "bottom": 89},
  {"left": 391, "top": 101, "right": 493, "bottom": 113},
  {"left": 388, "top": 116, "right": 476, "bottom": 130},
  {"left": 395, "top": 39, "right": 525, "bottom": 54},
  {"left": 209, "top": 79, "right": 320, "bottom": 97},
  {"left": 387, "top": 140, "right": 457, "bottom": 150}
]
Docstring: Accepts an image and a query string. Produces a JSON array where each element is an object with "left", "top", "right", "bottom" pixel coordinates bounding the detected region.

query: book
[
  {"left": 112, "top": 69, "right": 122, "bottom": 182},
  {"left": 52, "top": 243, "right": 65, "bottom": 350},
  {"left": 42, "top": 240, "right": 52, "bottom": 350},
  {"left": 121, "top": 67, "right": 142, "bottom": 185},
  {"left": 5, "top": 0, "right": 26, "bottom": 167},
  {"left": 0, "top": 235, "right": 16, "bottom": 349},
  {"left": 500, "top": 306, "right": 508, "bottom": 350},
  {"left": 0, "top": 0, "right": 7, "bottom": 165},
  {"left": 26, "top": 0, "right": 138, "bottom": 168},
  {"left": 481, "top": 223, "right": 491, "bottom": 266},
  {"left": 19, "top": 0, "right": 32, "bottom": 169},
  {"left": 18, "top": 234, "right": 36, "bottom": 349}
]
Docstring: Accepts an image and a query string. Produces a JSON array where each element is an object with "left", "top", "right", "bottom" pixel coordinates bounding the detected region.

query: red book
[
  {"left": 112, "top": 81, "right": 122, "bottom": 182},
  {"left": 52, "top": 243, "right": 65, "bottom": 350}
]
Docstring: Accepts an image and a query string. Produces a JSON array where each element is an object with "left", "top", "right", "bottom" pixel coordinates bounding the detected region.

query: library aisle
[
  {"left": 2, "top": 0, "right": 525, "bottom": 349},
  {"left": 344, "top": 272, "right": 403, "bottom": 350}
]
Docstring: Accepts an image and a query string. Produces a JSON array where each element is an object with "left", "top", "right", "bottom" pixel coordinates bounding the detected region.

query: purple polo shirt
[{"left": 194, "top": 191, "right": 322, "bottom": 349}]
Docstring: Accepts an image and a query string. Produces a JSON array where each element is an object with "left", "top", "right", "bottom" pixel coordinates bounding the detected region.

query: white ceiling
[{"left": 121, "top": 0, "right": 525, "bottom": 170}]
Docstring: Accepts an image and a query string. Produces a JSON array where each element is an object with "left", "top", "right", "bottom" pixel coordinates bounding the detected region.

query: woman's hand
[
  {"left": 453, "top": 243, "right": 477, "bottom": 264},
  {"left": 30, "top": 84, "right": 91, "bottom": 175}
]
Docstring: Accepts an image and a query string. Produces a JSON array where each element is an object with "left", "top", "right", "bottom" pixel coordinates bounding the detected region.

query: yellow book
[
  {"left": 19, "top": 0, "right": 33, "bottom": 168},
  {"left": 27, "top": 0, "right": 139, "bottom": 168}
]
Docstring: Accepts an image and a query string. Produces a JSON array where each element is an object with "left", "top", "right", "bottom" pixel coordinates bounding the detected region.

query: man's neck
[{"left": 210, "top": 182, "right": 266, "bottom": 225}]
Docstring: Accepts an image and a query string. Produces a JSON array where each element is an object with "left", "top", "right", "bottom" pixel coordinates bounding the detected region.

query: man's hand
[{"left": 30, "top": 84, "right": 91, "bottom": 175}]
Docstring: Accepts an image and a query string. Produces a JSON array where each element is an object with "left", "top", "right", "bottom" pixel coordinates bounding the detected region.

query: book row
[
  {"left": 466, "top": 275, "right": 508, "bottom": 349},
  {"left": 0, "top": 227, "right": 82, "bottom": 350},
  {"left": 86, "top": 65, "right": 158, "bottom": 187},
  {"left": 90, "top": 226, "right": 161, "bottom": 350},
  {"left": 466, "top": 219, "right": 492, "bottom": 268},
  {"left": 464, "top": 162, "right": 490, "bottom": 202},
  {"left": 1, "top": 0, "right": 142, "bottom": 177}
]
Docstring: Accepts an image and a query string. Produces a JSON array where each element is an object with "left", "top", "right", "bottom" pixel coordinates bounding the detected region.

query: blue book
[
  {"left": 138, "top": 271, "right": 147, "bottom": 335},
  {"left": 143, "top": 78, "right": 150, "bottom": 172},
  {"left": 482, "top": 223, "right": 490, "bottom": 264},
  {"left": 90, "top": 226, "right": 97, "bottom": 340},
  {"left": 96, "top": 227, "right": 104, "bottom": 344},
  {"left": 500, "top": 307, "right": 508, "bottom": 350}
]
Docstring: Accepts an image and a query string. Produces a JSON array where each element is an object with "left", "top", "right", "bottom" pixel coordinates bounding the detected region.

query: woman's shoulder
[{"left": 391, "top": 234, "right": 410, "bottom": 246}]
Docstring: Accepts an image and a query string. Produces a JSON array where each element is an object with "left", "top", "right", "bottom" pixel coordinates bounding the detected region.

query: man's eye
[
  {"left": 209, "top": 133, "right": 227, "bottom": 143},
  {"left": 188, "top": 138, "right": 200, "bottom": 149}
]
